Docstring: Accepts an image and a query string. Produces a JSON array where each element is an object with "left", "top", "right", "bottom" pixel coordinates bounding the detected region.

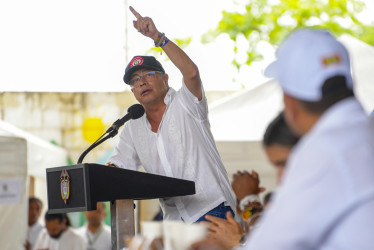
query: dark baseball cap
[{"left": 123, "top": 55, "right": 165, "bottom": 84}]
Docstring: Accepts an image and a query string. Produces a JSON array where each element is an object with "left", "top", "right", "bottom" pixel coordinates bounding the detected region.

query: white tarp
[
  {"left": 0, "top": 137, "right": 28, "bottom": 250},
  {"left": 340, "top": 34, "right": 374, "bottom": 113},
  {"left": 209, "top": 80, "right": 283, "bottom": 142},
  {"left": 0, "top": 120, "right": 67, "bottom": 177},
  {"left": 0, "top": 121, "right": 68, "bottom": 249}
]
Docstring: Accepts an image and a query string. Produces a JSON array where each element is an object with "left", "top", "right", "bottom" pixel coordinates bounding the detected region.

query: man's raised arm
[{"left": 129, "top": 6, "right": 202, "bottom": 100}]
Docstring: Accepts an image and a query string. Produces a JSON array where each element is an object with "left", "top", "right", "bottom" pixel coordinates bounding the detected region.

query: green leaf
[{"left": 202, "top": 0, "right": 370, "bottom": 68}]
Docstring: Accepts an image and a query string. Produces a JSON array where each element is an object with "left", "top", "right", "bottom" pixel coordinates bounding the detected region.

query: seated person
[
  {"left": 25, "top": 197, "right": 44, "bottom": 250},
  {"left": 34, "top": 212, "right": 85, "bottom": 250},
  {"left": 75, "top": 202, "right": 111, "bottom": 250}
]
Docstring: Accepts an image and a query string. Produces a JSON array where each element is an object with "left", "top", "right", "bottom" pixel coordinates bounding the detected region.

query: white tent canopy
[
  {"left": 340, "top": 34, "right": 374, "bottom": 113},
  {"left": 0, "top": 120, "right": 67, "bottom": 178},
  {"left": 209, "top": 80, "right": 283, "bottom": 142},
  {"left": 0, "top": 121, "right": 67, "bottom": 249}
]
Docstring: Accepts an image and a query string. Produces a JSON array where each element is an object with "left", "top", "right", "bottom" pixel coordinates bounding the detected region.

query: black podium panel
[
  {"left": 47, "top": 166, "right": 87, "bottom": 213},
  {"left": 46, "top": 163, "right": 195, "bottom": 214}
]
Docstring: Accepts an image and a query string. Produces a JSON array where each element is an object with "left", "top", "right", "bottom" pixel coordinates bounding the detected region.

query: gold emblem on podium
[{"left": 60, "top": 170, "right": 70, "bottom": 204}]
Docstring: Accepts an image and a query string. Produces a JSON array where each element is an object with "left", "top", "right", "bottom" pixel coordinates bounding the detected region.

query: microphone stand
[
  {"left": 77, "top": 128, "right": 119, "bottom": 164},
  {"left": 76, "top": 103, "right": 144, "bottom": 165}
]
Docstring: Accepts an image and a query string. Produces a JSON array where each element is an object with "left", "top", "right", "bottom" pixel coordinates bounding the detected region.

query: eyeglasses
[{"left": 129, "top": 71, "right": 162, "bottom": 88}]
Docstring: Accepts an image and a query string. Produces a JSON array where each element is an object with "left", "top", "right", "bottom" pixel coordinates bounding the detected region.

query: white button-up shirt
[
  {"left": 33, "top": 227, "right": 86, "bottom": 250},
  {"left": 28, "top": 221, "right": 44, "bottom": 250},
  {"left": 244, "top": 97, "right": 374, "bottom": 249},
  {"left": 108, "top": 82, "right": 235, "bottom": 223},
  {"left": 75, "top": 224, "right": 111, "bottom": 250}
]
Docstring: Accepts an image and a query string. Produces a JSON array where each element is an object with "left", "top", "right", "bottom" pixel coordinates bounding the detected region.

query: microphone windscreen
[{"left": 127, "top": 104, "right": 145, "bottom": 120}]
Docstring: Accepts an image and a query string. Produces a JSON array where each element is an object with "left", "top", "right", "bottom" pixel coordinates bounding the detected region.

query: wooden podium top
[{"left": 46, "top": 163, "right": 195, "bottom": 214}]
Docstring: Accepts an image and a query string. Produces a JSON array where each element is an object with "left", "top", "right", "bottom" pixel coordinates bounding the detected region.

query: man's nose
[
  {"left": 139, "top": 76, "right": 148, "bottom": 85},
  {"left": 139, "top": 79, "right": 147, "bottom": 87}
]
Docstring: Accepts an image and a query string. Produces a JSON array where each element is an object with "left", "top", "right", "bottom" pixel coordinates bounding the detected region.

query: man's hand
[
  {"left": 232, "top": 170, "right": 266, "bottom": 200},
  {"left": 105, "top": 162, "right": 119, "bottom": 168},
  {"left": 129, "top": 6, "right": 159, "bottom": 40},
  {"left": 24, "top": 240, "right": 31, "bottom": 250},
  {"left": 201, "top": 211, "right": 244, "bottom": 249}
]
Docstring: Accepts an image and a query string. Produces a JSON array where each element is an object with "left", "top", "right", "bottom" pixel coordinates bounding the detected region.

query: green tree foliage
[
  {"left": 148, "top": 37, "right": 192, "bottom": 56},
  {"left": 203, "top": 0, "right": 374, "bottom": 68}
]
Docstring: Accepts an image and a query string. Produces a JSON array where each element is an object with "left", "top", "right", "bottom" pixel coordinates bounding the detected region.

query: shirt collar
[
  {"left": 144, "top": 87, "right": 176, "bottom": 131},
  {"left": 164, "top": 87, "right": 176, "bottom": 106},
  {"left": 306, "top": 97, "right": 364, "bottom": 136}
]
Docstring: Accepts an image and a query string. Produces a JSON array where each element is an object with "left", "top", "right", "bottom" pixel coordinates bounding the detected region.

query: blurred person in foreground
[
  {"left": 244, "top": 27, "right": 374, "bottom": 250},
  {"left": 196, "top": 112, "right": 299, "bottom": 249},
  {"left": 195, "top": 28, "right": 374, "bottom": 249},
  {"left": 107, "top": 6, "right": 235, "bottom": 223},
  {"left": 25, "top": 197, "right": 44, "bottom": 250},
  {"left": 75, "top": 202, "right": 111, "bottom": 250},
  {"left": 34, "top": 212, "right": 85, "bottom": 250}
]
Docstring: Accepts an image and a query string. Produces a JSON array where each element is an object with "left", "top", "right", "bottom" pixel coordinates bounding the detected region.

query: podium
[{"left": 46, "top": 163, "right": 195, "bottom": 249}]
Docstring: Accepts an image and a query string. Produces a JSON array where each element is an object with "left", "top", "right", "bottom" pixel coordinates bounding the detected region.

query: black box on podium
[
  {"left": 46, "top": 163, "right": 195, "bottom": 213},
  {"left": 46, "top": 163, "right": 196, "bottom": 250}
]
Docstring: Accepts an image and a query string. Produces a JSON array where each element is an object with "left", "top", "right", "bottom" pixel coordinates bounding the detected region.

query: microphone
[
  {"left": 106, "top": 104, "right": 145, "bottom": 133},
  {"left": 77, "top": 104, "right": 144, "bottom": 164}
]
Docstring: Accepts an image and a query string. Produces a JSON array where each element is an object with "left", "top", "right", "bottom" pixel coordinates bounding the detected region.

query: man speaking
[{"left": 107, "top": 6, "right": 235, "bottom": 223}]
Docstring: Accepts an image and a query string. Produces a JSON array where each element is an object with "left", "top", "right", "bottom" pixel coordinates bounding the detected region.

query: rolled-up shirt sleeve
[{"left": 178, "top": 80, "right": 208, "bottom": 121}]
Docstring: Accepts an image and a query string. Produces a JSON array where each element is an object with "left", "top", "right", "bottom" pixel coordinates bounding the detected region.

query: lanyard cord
[{"left": 86, "top": 225, "right": 104, "bottom": 247}]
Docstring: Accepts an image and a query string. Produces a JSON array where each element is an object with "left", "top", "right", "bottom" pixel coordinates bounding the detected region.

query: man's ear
[
  {"left": 163, "top": 73, "right": 169, "bottom": 87},
  {"left": 283, "top": 93, "right": 302, "bottom": 135},
  {"left": 131, "top": 88, "right": 134, "bottom": 93},
  {"left": 283, "top": 94, "right": 297, "bottom": 118}
]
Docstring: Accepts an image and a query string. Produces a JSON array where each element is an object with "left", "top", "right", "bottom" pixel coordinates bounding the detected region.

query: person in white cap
[
  {"left": 240, "top": 28, "right": 374, "bottom": 249},
  {"left": 107, "top": 6, "right": 236, "bottom": 223}
]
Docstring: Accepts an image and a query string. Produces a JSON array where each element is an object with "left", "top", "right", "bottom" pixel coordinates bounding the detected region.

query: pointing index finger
[{"left": 129, "top": 6, "right": 142, "bottom": 19}]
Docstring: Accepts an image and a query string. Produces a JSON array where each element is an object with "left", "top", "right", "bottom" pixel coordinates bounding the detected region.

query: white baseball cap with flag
[{"left": 264, "top": 28, "right": 353, "bottom": 101}]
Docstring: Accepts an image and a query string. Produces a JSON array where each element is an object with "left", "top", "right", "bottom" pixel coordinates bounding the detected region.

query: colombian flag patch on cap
[{"left": 129, "top": 56, "right": 144, "bottom": 68}]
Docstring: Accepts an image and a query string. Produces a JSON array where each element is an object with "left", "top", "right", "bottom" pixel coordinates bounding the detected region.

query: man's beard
[{"left": 50, "top": 230, "right": 64, "bottom": 239}]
